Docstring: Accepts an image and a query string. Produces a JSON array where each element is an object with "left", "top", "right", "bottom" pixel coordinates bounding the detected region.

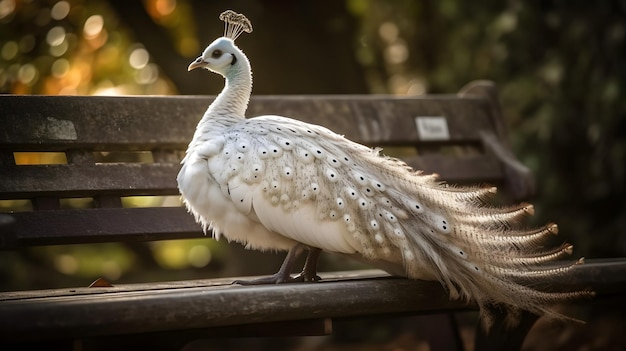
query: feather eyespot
[
  {"left": 406, "top": 200, "right": 424, "bottom": 214},
  {"left": 358, "top": 198, "right": 370, "bottom": 209},
  {"left": 336, "top": 198, "right": 344, "bottom": 208},
  {"left": 326, "top": 168, "right": 339, "bottom": 182},
  {"left": 345, "top": 187, "right": 358, "bottom": 199},
  {"left": 236, "top": 142, "right": 250, "bottom": 152},
  {"left": 268, "top": 144, "right": 283, "bottom": 158},
  {"left": 283, "top": 167, "right": 293, "bottom": 179},
  {"left": 353, "top": 172, "right": 368, "bottom": 185}
]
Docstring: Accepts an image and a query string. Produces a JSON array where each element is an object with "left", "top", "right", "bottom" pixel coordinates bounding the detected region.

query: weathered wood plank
[
  {"left": 0, "top": 155, "right": 502, "bottom": 200},
  {"left": 4, "top": 207, "right": 202, "bottom": 247},
  {"left": 0, "top": 95, "right": 493, "bottom": 150},
  {"left": 0, "top": 270, "right": 470, "bottom": 342},
  {"left": 0, "top": 259, "right": 622, "bottom": 342},
  {"left": 0, "top": 163, "right": 181, "bottom": 199},
  {"left": 0, "top": 96, "right": 205, "bottom": 151}
]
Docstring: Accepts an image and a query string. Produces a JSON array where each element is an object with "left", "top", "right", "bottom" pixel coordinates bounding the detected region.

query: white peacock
[{"left": 177, "top": 10, "right": 591, "bottom": 327}]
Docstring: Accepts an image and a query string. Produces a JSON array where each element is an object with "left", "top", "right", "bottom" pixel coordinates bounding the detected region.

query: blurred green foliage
[{"left": 0, "top": 0, "right": 624, "bottom": 290}]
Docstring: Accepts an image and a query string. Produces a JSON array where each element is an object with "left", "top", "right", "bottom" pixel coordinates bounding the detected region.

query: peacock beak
[{"left": 188, "top": 57, "right": 206, "bottom": 71}]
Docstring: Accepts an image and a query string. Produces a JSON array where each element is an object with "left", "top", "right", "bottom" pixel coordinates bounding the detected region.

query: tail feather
[
  {"left": 451, "top": 203, "right": 534, "bottom": 229},
  {"left": 384, "top": 179, "right": 591, "bottom": 328},
  {"left": 448, "top": 223, "right": 558, "bottom": 251},
  {"left": 348, "top": 148, "right": 591, "bottom": 328},
  {"left": 470, "top": 243, "right": 575, "bottom": 268}
]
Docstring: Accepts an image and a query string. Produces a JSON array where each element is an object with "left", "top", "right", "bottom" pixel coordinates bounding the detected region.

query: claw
[
  {"left": 231, "top": 244, "right": 322, "bottom": 285},
  {"left": 292, "top": 272, "right": 321, "bottom": 283},
  {"left": 233, "top": 273, "right": 293, "bottom": 285}
]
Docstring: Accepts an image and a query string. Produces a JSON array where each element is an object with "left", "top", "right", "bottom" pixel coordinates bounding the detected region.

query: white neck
[
  {"left": 190, "top": 49, "right": 252, "bottom": 147},
  {"left": 206, "top": 51, "right": 252, "bottom": 119}
]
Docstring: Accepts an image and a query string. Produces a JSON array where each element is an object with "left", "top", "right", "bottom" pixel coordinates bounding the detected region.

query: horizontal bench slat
[
  {"left": 0, "top": 259, "right": 622, "bottom": 342},
  {"left": 5, "top": 207, "right": 202, "bottom": 247},
  {"left": 0, "top": 270, "right": 468, "bottom": 341},
  {"left": 0, "top": 164, "right": 180, "bottom": 200},
  {"left": 0, "top": 155, "right": 502, "bottom": 200},
  {"left": 247, "top": 96, "right": 494, "bottom": 145},
  {"left": 0, "top": 95, "right": 494, "bottom": 150}
]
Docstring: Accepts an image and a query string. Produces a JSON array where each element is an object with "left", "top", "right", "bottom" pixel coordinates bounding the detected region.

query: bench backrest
[{"left": 0, "top": 81, "right": 533, "bottom": 249}]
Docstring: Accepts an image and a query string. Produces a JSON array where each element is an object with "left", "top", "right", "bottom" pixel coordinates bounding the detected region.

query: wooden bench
[{"left": 0, "top": 81, "right": 620, "bottom": 350}]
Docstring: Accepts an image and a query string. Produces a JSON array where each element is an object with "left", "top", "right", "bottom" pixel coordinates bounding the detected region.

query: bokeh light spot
[
  {"left": 385, "top": 41, "right": 409, "bottom": 64},
  {"left": 129, "top": 47, "right": 150, "bottom": 69},
  {"left": 54, "top": 254, "right": 78, "bottom": 275},
  {"left": 155, "top": 0, "right": 176, "bottom": 17},
  {"left": 1, "top": 41, "right": 18, "bottom": 60},
  {"left": 84, "top": 14, "right": 104, "bottom": 38},
  {"left": 17, "top": 64, "right": 38, "bottom": 85},
  {"left": 0, "top": 0, "right": 15, "bottom": 20},
  {"left": 52, "top": 58, "right": 70, "bottom": 78},
  {"left": 101, "top": 260, "right": 121, "bottom": 280},
  {"left": 188, "top": 244, "right": 211, "bottom": 268},
  {"left": 46, "top": 26, "right": 66, "bottom": 46},
  {"left": 50, "top": 39, "right": 69, "bottom": 56},
  {"left": 51, "top": 1, "right": 70, "bottom": 21},
  {"left": 379, "top": 22, "right": 399, "bottom": 43},
  {"left": 135, "top": 63, "right": 159, "bottom": 84}
]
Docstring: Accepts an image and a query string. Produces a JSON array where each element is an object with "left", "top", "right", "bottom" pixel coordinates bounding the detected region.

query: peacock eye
[{"left": 211, "top": 50, "right": 223, "bottom": 58}]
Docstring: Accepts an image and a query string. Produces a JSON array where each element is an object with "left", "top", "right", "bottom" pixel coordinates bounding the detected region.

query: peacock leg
[
  {"left": 233, "top": 244, "right": 316, "bottom": 285},
  {"left": 292, "top": 247, "right": 322, "bottom": 282}
]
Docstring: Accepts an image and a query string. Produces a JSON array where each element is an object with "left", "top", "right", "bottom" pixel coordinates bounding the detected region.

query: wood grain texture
[
  {"left": 0, "top": 270, "right": 469, "bottom": 341},
  {"left": 8, "top": 207, "right": 202, "bottom": 246},
  {"left": 0, "top": 95, "right": 492, "bottom": 149},
  {"left": 0, "top": 259, "right": 621, "bottom": 342}
]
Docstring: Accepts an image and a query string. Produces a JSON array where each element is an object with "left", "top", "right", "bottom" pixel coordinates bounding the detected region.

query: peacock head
[
  {"left": 188, "top": 38, "right": 241, "bottom": 75},
  {"left": 188, "top": 10, "right": 252, "bottom": 77}
]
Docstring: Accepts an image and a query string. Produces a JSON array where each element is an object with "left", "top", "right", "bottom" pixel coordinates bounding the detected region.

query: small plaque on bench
[{"left": 415, "top": 116, "right": 450, "bottom": 141}]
